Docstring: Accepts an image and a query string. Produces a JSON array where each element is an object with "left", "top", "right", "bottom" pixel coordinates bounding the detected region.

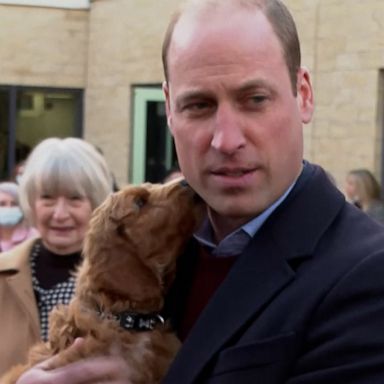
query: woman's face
[
  {"left": 0, "top": 191, "right": 17, "bottom": 207},
  {"left": 33, "top": 193, "right": 93, "bottom": 254},
  {"left": 345, "top": 174, "right": 359, "bottom": 202},
  {"left": 0, "top": 191, "right": 23, "bottom": 228}
]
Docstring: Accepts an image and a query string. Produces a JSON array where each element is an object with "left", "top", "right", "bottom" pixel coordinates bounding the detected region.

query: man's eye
[
  {"left": 182, "top": 101, "right": 214, "bottom": 117},
  {"left": 184, "top": 102, "right": 210, "bottom": 111},
  {"left": 250, "top": 95, "right": 267, "bottom": 104},
  {"left": 192, "top": 102, "right": 209, "bottom": 109},
  {"left": 242, "top": 94, "right": 269, "bottom": 110}
]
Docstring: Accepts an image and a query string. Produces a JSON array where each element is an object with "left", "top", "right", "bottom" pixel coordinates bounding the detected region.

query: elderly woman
[
  {"left": 0, "top": 138, "right": 113, "bottom": 376},
  {"left": 0, "top": 182, "right": 38, "bottom": 252}
]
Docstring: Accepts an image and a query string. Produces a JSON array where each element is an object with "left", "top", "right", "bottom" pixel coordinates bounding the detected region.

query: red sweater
[{"left": 178, "top": 246, "right": 237, "bottom": 341}]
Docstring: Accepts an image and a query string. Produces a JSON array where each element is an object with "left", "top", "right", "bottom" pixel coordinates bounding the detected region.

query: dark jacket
[{"left": 164, "top": 163, "right": 384, "bottom": 383}]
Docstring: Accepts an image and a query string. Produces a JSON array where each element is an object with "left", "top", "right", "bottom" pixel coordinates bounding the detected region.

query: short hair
[
  {"left": 162, "top": 0, "right": 301, "bottom": 94},
  {"left": 19, "top": 137, "right": 113, "bottom": 223},
  {"left": 348, "top": 169, "right": 382, "bottom": 202},
  {"left": 0, "top": 182, "right": 19, "bottom": 204}
]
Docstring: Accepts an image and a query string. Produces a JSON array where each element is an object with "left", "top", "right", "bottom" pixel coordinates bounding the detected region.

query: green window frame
[{"left": 131, "top": 86, "right": 175, "bottom": 184}]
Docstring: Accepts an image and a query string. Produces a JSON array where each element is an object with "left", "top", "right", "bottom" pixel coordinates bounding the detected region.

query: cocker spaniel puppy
[{"left": 2, "top": 180, "right": 205, "bottom": 384}]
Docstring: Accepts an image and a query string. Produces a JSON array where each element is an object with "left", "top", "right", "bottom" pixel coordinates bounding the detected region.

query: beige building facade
[{"left": 1, "top": 0, "right": 383, "bottom": 188}]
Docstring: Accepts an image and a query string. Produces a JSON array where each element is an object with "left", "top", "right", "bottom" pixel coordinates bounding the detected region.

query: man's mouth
[{"left": 212, "top": 167, "right": 255, "bottom": 177}]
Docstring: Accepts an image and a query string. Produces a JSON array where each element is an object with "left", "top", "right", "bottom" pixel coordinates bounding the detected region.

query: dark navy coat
[{"left": 164, "top": 163, "right": 384, "bottom": 383}]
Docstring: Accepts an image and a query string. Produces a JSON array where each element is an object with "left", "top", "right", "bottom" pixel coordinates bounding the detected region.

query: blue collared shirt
[{"left": 194, "top": 180, "right": 297, "bottom": 257}]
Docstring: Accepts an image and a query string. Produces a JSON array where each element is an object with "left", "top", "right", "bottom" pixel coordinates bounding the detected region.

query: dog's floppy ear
[{"left": 109, "top": 188, "right": 150, "bottom": 223}]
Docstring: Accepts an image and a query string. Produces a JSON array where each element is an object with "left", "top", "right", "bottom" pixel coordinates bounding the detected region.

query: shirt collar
[{"left": 194, "top": 175, "right": 298, "bottom": 257}]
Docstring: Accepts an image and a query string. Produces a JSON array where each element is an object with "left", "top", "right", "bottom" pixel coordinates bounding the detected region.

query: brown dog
[{"left": 2, "top": 180, "right": 205, "bottom": 384}]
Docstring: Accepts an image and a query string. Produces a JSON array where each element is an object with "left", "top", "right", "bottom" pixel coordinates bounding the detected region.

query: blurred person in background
[
  {"left": 0, "top": 137, "right": 113, "bottom": 376},
  {"left": 12, "top": 160, "right": 26, "bottom": 184},
  {"left": 345, "top": 168, "right": 384, "bottom": 223},
  {"left": 0, "top": 181, "right": 38, "bottom": 252}
]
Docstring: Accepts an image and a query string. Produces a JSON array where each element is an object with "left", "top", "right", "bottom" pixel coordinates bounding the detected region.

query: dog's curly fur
[{"left": 2, "top": 180, "right": 205, "bottom": 384}]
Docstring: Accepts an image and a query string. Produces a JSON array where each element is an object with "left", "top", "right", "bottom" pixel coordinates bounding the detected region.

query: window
[
  {"left": 0, "top": 86, "right": 83, "bottom": 180},
  {"left": 131, "top": 86, "right": 178, "bottom": 184}
]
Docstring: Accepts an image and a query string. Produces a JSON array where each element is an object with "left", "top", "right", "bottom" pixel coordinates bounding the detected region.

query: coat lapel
[
  {"left": 0, "top": 238, "right": 40, "bottom": 337},
  {"left": 6, "top": 270, "right": 40, "bottom": 337}
]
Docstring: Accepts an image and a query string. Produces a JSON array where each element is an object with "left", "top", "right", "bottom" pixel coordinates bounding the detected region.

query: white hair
[
  {"left": 19, "top": 137, "right": 113, "bottom": 223},
  {"left": 0, "top": 182, "right": 19, "bottom": 204}
]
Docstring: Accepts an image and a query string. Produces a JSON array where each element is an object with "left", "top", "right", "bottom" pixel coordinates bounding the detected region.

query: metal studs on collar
[{"left": 118, "top": 312, "right": 165, "bottom": 331}]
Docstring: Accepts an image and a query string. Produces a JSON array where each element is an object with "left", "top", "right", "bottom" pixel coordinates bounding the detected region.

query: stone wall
[{"left": 0, "top": 4, "right": 88, "bottom": 87}]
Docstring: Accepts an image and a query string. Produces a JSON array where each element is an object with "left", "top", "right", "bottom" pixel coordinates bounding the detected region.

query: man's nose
[{"left": 211, "top": 104, "right": 246, "bottom": 154}]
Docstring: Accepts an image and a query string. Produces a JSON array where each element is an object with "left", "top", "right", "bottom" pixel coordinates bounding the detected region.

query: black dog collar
[
  {"left": 117, "top": 311, "right": 165, "bottom": 331},
  {"left": 97, "top": 309, "right": 165, "bottom": 332}
]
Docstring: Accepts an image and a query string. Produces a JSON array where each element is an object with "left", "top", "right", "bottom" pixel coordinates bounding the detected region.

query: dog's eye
[{"left": 134, "top": 196, "right": 147, "bottom": 209}]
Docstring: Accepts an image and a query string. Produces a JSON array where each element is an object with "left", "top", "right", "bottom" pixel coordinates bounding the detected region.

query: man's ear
[
  {"left": 162, "top": 81, "right": 173, "bottom": 133},
  {"left": 297, "top": 67, "right": 314, "bottom": 124}
]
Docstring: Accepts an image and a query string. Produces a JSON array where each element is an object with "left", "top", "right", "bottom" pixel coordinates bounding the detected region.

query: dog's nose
[
  {"left": 179, "top": 179, "right": 189, "bottom": 188},
  {"left": 177, "top": 179, "right": 202, "bottom": 202}
]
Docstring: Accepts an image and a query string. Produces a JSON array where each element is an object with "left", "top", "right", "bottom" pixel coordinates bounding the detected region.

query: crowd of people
[{"left": 1, "top": 0, "right": 384, "bottom": 383}]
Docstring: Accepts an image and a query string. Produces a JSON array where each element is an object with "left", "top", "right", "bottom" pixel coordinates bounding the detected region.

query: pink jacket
[{"left": 0, "top": 225, "right": 39, "bottom": 252}]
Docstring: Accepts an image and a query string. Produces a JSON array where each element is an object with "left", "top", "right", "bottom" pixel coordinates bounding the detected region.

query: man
[{"left": 14, "top": 0, "right": 384, "bottom": 383}]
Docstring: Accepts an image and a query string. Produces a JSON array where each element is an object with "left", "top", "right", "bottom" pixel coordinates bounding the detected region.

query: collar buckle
[{"left": 117, "top": 312, "right": 165, "bottom": 331}]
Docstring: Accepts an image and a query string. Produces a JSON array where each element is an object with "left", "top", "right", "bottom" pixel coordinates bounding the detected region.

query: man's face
[{"left": 164, "top": 6, "right": 313, "bottom": 237}]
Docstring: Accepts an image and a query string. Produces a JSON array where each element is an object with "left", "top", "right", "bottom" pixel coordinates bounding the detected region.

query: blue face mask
[{"left": 0, "top": 206, "right": 24, "bottom": 227}]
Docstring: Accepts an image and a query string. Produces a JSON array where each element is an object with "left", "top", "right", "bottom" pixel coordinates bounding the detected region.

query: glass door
[{"left": 131, "top": 87, "right": 177, "bottom": 184}]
